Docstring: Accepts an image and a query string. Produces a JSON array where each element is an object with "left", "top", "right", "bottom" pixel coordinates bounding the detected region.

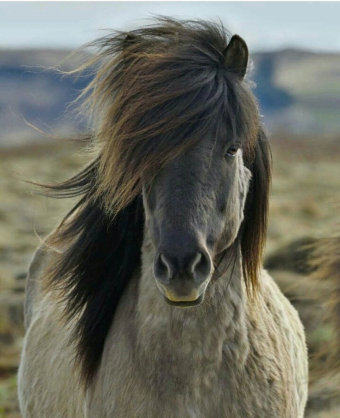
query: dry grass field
[{"left": 0, "top": 134, "right": 339, "bottom": 417}]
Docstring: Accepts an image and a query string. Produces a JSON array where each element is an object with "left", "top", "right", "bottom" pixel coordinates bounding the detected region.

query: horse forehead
[{"left": 167, "top": 137, "right": 222, "bottom": 172}]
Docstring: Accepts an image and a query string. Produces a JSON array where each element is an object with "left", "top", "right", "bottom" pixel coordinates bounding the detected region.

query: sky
[{"left": 1, "top": 1, "right": 340, "bottom": 53}]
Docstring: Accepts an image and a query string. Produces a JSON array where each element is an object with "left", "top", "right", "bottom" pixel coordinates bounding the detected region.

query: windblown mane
[{"left": 39, "top": 17, "right": 271, "bottom": 386}]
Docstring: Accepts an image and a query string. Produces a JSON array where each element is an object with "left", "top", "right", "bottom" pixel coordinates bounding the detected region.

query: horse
[{"left": 18, "top": 18, "right": 308, "bottom": 417}]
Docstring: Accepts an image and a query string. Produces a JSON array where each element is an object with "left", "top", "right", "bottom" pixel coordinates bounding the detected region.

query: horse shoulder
[
  {"left": 255, "top": 269, "right": 308, "bottom": 415},
  {"left": 24, "top": 240, "right": 57, "bottom": 328},
  {"left": 19, "top": 242, "right": 85, "bottom": 418},
  {"left": 261, "top": 269, "right": 307, "bottom": 352}
]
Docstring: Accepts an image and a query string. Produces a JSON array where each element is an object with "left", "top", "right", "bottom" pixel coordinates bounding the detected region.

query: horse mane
[
  {"left": 38, "top": 17, "right": 271, "bottom": 387},
  {"left": 241, "top": 126, "right": 272, "bottom": 292}
]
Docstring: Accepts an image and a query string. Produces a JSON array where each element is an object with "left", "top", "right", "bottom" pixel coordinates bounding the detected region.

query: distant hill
[
  {"left": 252, "top": 49, "right": 340, "bottom": 135},
  {"left": 1, "top": 48, "right": 340, "bottom": 147},
  {"left": 0, "top": 49, "right": 91, "bottom": 147}
]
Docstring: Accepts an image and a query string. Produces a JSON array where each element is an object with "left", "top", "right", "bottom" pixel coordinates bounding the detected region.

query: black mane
[{"left": 44, "top": 162, "right": 144, "bottom": 387}]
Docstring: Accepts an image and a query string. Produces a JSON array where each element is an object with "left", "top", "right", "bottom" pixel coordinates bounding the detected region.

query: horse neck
[{"left": 134, "top": 231, "right": 250, "bottom": 366}]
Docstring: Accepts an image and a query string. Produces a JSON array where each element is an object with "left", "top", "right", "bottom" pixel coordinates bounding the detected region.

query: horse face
[{"left": 142, "top": 135, "right": 251, "bottom": 307}]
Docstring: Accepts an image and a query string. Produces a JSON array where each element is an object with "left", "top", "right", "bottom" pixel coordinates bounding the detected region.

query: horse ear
[
  {"left": 223, "top": 35, "right": 248, "bottom": 79},
  {"left": 124, "top": 33, "right": 138, "bottom": 47},
  {"left": 123, "top": 33, "right": 139, "bottom": 60}
]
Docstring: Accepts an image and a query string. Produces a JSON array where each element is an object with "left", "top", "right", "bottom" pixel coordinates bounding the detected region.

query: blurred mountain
[
  {"left": 0, "top": 49, "right": 91, "bottom": 147},
  {"left": 1, "top": 48, "right": 340, "bottom": 147},
  {"left": 252, "top": 49, "right": 340, "bottom": 135}
]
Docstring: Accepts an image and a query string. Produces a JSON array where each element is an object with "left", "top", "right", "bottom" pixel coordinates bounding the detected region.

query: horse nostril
[
  {"left": 154, "top": 253, "right": 172, "bottom": 282},
  {"left": 154, "top": 249, "right": 212, "bottom": 285},
  {"left": 190, "top": 253, "right": 203, "bottom": 273},
  {"left": 190, "top": 251, "right": 211, "bottom": 283}
]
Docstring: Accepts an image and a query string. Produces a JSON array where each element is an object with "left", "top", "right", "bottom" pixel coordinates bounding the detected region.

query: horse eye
[{"left": 225, "top": 145, "right": 239, "bottom": 157}]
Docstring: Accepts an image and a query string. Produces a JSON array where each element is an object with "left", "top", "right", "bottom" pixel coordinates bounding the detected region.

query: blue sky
[{"left": 1, "top": 1, "right": 340, "bottom": 52}]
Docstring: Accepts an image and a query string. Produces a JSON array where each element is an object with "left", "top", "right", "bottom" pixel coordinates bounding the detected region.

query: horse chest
[
  {"left": 86, "top": 278, "right": 305, "bottom": 418},
  {"left": 87, "top": 333, "right": 287, "bottom": 418}
]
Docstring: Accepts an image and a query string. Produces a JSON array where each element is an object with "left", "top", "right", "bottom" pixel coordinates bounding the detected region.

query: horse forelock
[{"left": 75, "top": 17, "right": 261, "bottom": 215}]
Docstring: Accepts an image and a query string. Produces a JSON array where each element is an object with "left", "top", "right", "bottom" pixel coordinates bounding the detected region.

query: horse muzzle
[{"left": 153, "top": 248, "right": 213, "bottom": 307}]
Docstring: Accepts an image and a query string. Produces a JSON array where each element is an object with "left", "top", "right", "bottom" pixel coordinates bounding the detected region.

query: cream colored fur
[{"left": 18, "top": 230, "right": 308, "bottom": 418}]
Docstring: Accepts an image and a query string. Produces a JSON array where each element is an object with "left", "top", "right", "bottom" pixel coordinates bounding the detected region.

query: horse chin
[{"left": 163, "top": 293, "right": 204, "bottom": 308}]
